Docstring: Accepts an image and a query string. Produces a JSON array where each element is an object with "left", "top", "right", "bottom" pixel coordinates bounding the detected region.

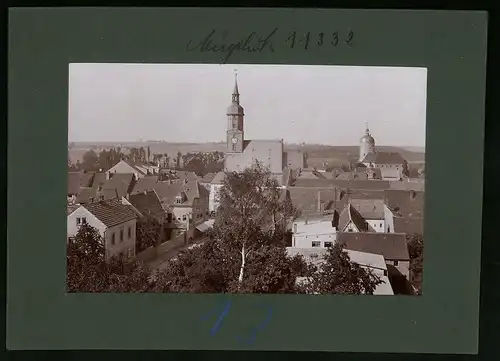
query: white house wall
[
  {"left": 104, "top": 219, "right": 137, "bottom": 260},
  {"left": 67, "top": 207, "right": 107, "bottom": 240}
]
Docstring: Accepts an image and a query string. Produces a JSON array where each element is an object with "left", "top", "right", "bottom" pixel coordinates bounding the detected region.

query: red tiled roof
[
  {"left": 131, "top": 178, "right": 206, "bottom": 207},
  {"left": 83, "top": 198, "right": 137, "bottom": 228},
  {"left": 337, "top": 232, "right": 409, "bottom": 261},
  {"left": 393, "top": 217, "right": 424, "bottom": 235},
  {"left": 384, "top": 189, "right": 424, "bottom": 219},
  {"left": 104, "top": 173, "right": 136, "bottom": 197}
]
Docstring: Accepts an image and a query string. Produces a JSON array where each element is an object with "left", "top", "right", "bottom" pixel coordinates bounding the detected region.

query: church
[
  {"left": 357, "top": 124, "right": 409, "bottom": 181},
  {"left": 223, "top": 73, "right": 305, "bottom": 180}
]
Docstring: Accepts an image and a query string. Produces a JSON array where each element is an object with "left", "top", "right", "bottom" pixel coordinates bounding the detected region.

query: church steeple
[
  {"left": 365, "top": 121, "right": 370, "bottom": 135},
  {"left": 226, "top": 69, "right": 244, "bottom": 153},
  {"left": 232, "top": 70, "right": 240, "bottom": 104}
]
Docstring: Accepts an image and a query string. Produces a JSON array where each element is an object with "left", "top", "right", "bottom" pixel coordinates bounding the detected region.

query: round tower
[{"left": 359, "top": 123, "right": 376, "bottom": 163}]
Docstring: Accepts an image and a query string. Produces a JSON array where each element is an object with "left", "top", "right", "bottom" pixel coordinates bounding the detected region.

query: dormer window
[{"left": 175, "top": 196, "right": 183, "bottom": 204}]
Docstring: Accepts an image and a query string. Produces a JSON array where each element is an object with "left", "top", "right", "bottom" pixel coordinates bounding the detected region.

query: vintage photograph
[{"left": 67, "top": 63, "right": 426, "bottom": 295}]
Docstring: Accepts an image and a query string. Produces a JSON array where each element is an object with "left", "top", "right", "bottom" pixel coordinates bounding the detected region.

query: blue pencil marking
[
  {"left": 200, "top": 300, "right": 232, "bottom": 336},
  {"left": 236, "top": 305, "right": 273, "bottom": 345},
  {"left": 210, "top": 300, "right": 232, "bottom": 336}
]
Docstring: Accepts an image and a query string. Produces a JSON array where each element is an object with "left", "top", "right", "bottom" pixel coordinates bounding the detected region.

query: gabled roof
[
  {"left": 67, "top": 204, "right": 79, "bottom": 215},
  {"left": 76, "top": 187, "right": 97, "bottom": 204},
  {"left": 92, "top": 173, "right": 107, "bottom": 189},
  {"left": 384, "top": 189, "right": 424, "bottom": 219},
  {"left": 201, "top": 172, "right": 216, "bottom": 183},
  {"left": 131, "top": 178, "right": 206, "bottom": 207},
  {"left": 128, "top": 190, "right": 170, "bottom": 220},
  {"left": 337, "top": 232, "right": 409, "bottom": 261},
  {"left": 362, "top": 152, "right": 406, "bottom": 165},
  {"left": 349, "top": 199, "right": 386, "bottom": 219},
  {"left": 393, "top": 217, "right": 424, "bottom": 235},
  {"left": 121, "top": 160, "right": 148, "bottom": 175},
  {"left": 82, "top": 198, "right": 137, "bottom": 228},
  {"left": 104, "top": 173, "right": 135, "bottom": 197},
  {"left": 338, "top": 203, "right": 373, "bottom": 232},
  {"left": 211, "top": 171, "right": 226, "bottom": 185},
  {"left": 67, "top": 171, "right": 94, "bottom": 195},
  {"left": 288, "top": 187, "right": 341, "bottom": 216}
]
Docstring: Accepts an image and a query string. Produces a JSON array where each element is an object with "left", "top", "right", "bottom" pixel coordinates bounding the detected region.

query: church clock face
[{"left": 231, "top": 137, "right": 238, "bottom": 144}]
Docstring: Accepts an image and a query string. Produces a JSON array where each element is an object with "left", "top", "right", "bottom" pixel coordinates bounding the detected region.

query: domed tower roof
[
  {"left": 227, "top": 71, "right": 244, "bottom": 115},
  {"left": 360, "top": 123, "right": 375, "bottom": 145}
]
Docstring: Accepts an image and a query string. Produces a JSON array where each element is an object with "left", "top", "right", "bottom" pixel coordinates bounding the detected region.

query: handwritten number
[
  {"left": 331, "top": 32, "right": 339, "bottom": 46},
  {"left": 303, "top": 32, "right": 310, "bottom": 50},
  {"left": 286, "top": 31, "right": 296, "bottom": 48},
  {"left": 236, "top": 305, "right": 274, "bottom": 345},
  {"left": 346, "top": 30, "right": 354, "bottom": 46},
  {"left": 318, "top": 32, "right": 324, "bottom": 46},
  {"left": 200, "top": 300, "right": 232, "bottom": 336}
]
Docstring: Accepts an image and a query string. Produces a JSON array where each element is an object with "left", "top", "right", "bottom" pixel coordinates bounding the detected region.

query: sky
[{"left": 68, "top": 63, "right": 427, "bottom": 147}]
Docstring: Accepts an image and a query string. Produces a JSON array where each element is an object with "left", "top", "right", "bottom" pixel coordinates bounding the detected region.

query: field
[{"left": 68, "top": 141, "right": 425, "bottom": 168}]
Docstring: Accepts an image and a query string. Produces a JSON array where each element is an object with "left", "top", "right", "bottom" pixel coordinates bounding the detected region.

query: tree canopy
[
  {"left": 67, "top": 223, "right": 154, "bottom": 293},
  {"left": 406, "top": 233, "right": 424, "bottom": 294},
  {"left": 299, "top": 243, "right": 383, "bottom": 295}
]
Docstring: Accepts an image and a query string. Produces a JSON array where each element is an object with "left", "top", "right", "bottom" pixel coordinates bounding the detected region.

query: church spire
[
  {"left": 232, "top": 69, "right": 240, "bottom": 104},
  {"left": 365, "top": 121, "right": 370, "bottom": 135}
]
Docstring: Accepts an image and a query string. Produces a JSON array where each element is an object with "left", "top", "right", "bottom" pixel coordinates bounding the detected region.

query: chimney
[
  {"left": 293, "top": 223, "right": 298, "bottom": 233},
  {"left": 143, "top": 190, "right": 147, "bottom": 195},
  {"left": 105, "top": 172, "right": 110, "bottom": 180}
]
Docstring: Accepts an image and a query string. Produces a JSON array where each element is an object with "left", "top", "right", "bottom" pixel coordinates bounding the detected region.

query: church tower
[
  {"left": 226, "top": 71, "right": 244, "bottom": 153},
  {"left": 359, "top": 122, "right": 376, "bottom": 162}
]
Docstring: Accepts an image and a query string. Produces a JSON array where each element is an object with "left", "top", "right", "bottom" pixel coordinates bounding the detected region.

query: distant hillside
[{"left": 68, "top": 141, "right": 425, "bottom": 166}]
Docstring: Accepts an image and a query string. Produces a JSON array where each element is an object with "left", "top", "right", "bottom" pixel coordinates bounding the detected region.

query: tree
[
  {"left": 67, "top": 224, "right": 154, "bottom": 293},
  {"left": 136, "top": 217, "right": 162, "bottom": 253},
  {"left": 299, "top": 243, "right": 383, "bottom": 295},
  {"left": 213, "top": 162, "right": 294, "bottom": 286},
  {"left": 66, "top": 223, "right": 110, "bottom": 292},
  {"left": 81, "top": 149, "right": 99, "bottom": 171},
  {"left": 406, "top": 233, "right": 424, "bottom": 293}
]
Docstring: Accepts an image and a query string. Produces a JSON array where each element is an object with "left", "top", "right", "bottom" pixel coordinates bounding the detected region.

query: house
[
  {"left": 107, "top": 160, "right": 159, "bottom": 179},
  {"left": 384, "top": 189, "right": 424, "bottom": 235},
  {"left": 337, "top": 199, "right": 395, "bottom": 233},
  {"left": 158, "top": 169, "right": 199, "bottom": 183},
  {"left": 286, "top": 247, "right": 394, "bottom": 295},
  {"left": 337, "top": 232, "right": 410, "bottom": 278},
  {"left": 67, "top": 198, "right": 138, "bottom": 261},
  {"left": 200, "top": 172, "right": 217, "bottom": 190},
  {"left": 361, "top": 152, "right": 409, "bottom": 181},
  {"left": 67, "top": 171, "right": 94, "bottom": 204},
  {"left": 76, "top": 173, "right": 136, "bottom": 204},
  {"left": 131, "top": 178, "right": 209, "bottom": 227},
  {"left": 124, "top": 189, "right": 175, "bottom": 244},
  {"left": 290, "top": 216, "right": 337, "bottom": 248},
  {"left": 208, "top": 171, "right": 226, "bottom": 213}
]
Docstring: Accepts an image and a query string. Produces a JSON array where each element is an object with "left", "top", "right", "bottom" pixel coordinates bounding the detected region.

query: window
[
  {"left": 394, "top": 260, "right": 399, "bottom": 266},
  {"left": 167, "top": 213, "right": 173, "bottom": 223},
  {"left": 76, "top": 217, "right": 81, "bottom": 226},
  {"left": 127, "top": 248, "right": 133, "bottom": 259},
  {"left": 128, "top": 227, "right": 131, "bottom": 239},
  {"left": 348, "top": 228, "right": 353, "bottom": 232},
  {"left": 99, "top": 195, "right": 104, "bottom": 201},
  {"left": 89, "top": 197, "right": 94, "bottom": 202},
  {"left": 324, "top": 242, "right": 333, "bottom": 248},
  {"left": 111, "top": 233, "right": 115, "bottom": 245},
  {"left": 384, "top": 270, "right": 388, "bottom": 276},
  {"left": 120, "top": 229, "right": 124, "bottom": 242},
  {"left": 232, "top": 144, "right": 236, "bottom": 151},
  {"left": 182, "top": 215, "right": 187, "bottom": 221},
  {"left": 311, "top": 241, "right": 321, "bottom": 247},
  {"left": 380, "top": 223, "right": 383, "bottom": 228}
]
